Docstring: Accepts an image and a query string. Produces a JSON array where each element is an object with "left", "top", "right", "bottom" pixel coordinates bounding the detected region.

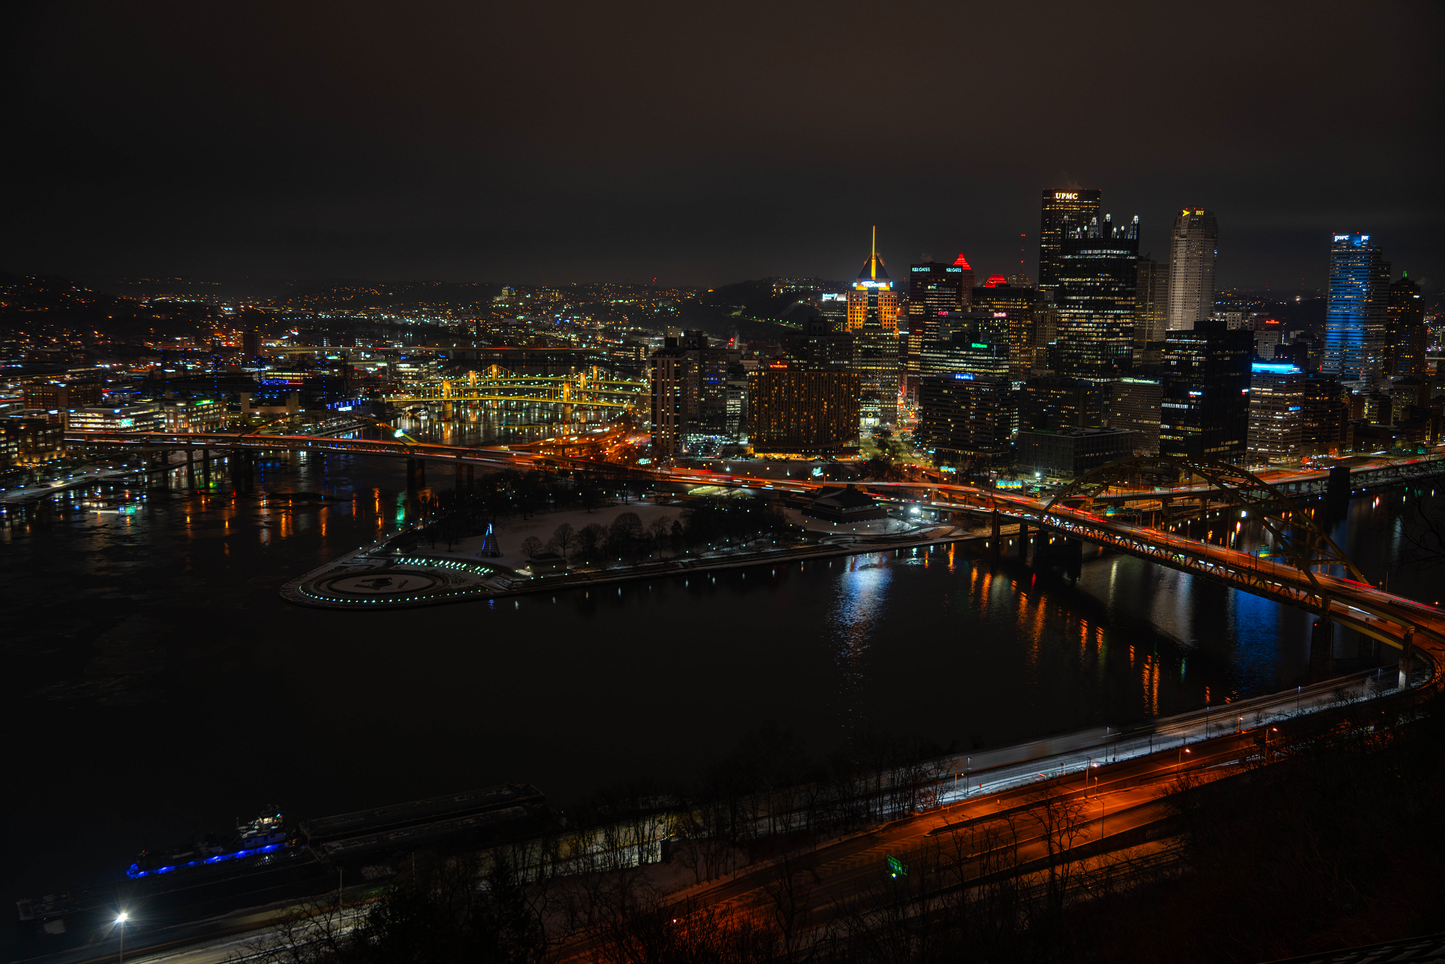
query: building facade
[
  {"left": 1324, "top": 233, "right": 1389, "bottom": 385},
  {"left": 1038, "top": 189, "right": 1102, "bottom": 293},
  {"left": 1016, "top": 427, "right": 1135, "bottom": 480},
  {"left": 1054, "top": 214, "right": 1139, "bottom": 377},
  {"left": 1246, "top": 362, "right": 1305, "bottom": 465},
  {"left": 1110, "top": 377, "right": 1162, "bottom": 456},
  {"left": 972, "top": 283, "right": 1037, "bottom": 381},
  {"left": 1134, "top": 256, "right": 1170, "bottom": 345},
  {"left": 747, "top": 367, "right": 860, "bottom": 455},
  {"left": 919, "top": 374, "right": 1013, "bottom": 471},
  {"left": 1386, "top": 272, "right": 1426, "bottom": 377},
  {"left": 847, "top": 229, "right": 902, "bottom": 426},
  {"left": 1159, "top": 320, "right": 1253, "bottom": 463},
  {"left": 1165, "top": 209, "right": 1218, "bottom": 331}
]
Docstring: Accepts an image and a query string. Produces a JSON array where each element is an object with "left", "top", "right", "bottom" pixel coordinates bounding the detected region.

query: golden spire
[{"left": 871, "top": 225, "right": 877, "bottom": 279}]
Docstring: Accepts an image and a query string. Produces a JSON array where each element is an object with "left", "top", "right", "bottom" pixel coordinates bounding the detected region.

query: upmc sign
[{"left": 1055, "top": 192, "right": 1078, "bottom": 200}]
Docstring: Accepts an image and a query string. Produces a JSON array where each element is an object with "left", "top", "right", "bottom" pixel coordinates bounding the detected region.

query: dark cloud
[{"left": 3, "top": 0, "right": 1442, "bottom": 289}]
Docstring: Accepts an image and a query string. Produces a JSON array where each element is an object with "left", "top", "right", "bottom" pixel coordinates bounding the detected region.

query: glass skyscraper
[
  {"left": 1324, "top": 233, "right": 1389, "bottom": 385},
  {"left": 1054, "top": 213, "right": 1139, "bottom": 378},
  {"left": 1038, "top": 189, "right": 1101, "bottom": 293}
]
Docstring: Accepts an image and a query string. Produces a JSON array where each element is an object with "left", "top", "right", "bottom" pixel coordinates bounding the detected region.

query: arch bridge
[{"left": 386, "top": 366, "right": 646, "bottom": 409}]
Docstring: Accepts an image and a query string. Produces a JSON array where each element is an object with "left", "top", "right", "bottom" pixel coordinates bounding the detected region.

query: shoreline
[{"left": 279, "top": 523, "right": 983, "bottom": 610}]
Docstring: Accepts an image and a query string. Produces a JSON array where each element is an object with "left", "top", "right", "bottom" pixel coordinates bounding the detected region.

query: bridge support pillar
[
  {"left": 185, "top": 448, "right": 195, "bottom": 487},
  {"left": 1310, "top": 618, "right": 1334, "bottom": 677},
  {"left": 1399, "top": 627, "right": 1416, "bottom": 690},
  {"left": 406, "top": 458, "right": 426, "bottom": 497},
  {"left": 990, "top": 511, "right": 1000, "bottom": 558},
  {"left": 201, "top": 449, "right": 211, "bottom": 486},
  {"left": 1327, "top": 465, "right": 1351, "bottom": 514},
  {"left": 229, "top": 449, "right": 254, "bottom": 492},
  {"left": 1018, "top": 520, "right": 1029, "bottom": 560}
]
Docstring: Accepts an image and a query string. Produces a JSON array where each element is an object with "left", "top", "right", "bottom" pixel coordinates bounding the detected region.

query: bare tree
[
  {"left": 549, "top": 521, "right": 578, "bottom": 558},
  {"left": 520, "top": 535, "right": 543, "bottom": 558}
]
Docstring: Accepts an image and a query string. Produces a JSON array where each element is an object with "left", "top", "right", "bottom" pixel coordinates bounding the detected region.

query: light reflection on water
[{"left": 1, "top": 453, "right": 1438, "bottom": 918}]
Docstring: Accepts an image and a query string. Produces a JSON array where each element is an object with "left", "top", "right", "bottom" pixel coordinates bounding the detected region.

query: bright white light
[{"left": 116, "top": 913, "right": 128, "bottom": 924}]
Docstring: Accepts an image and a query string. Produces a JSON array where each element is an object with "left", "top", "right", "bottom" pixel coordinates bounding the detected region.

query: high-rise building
[
  {"left": 1246, "top": 362, "right": 1305, "bottom": 466},
  {"left": 1054, "top": 213, "right": 1139, "bottom": 378},
  {"left": 908, "top": 260, "right": 968, "bottom": 344},
  {"left": 1324, "top": 233, "right": 1389, "bottom": 385},
  {"left": 972, "top": 283, "right": 1037, "bottom": 382},
  {"left": 1110, "top": 378, "right": 1162, "bottom": 456},
  {"left": 1039, "top": 189, "right": 1102, "bottom": 293},
  {"left": 1386, "top": 272, "right": 1426, "bottom": 377},
  {"left": 847, "top": 228, "right": 902, "bottom": 425},
  {"left": 1134, "top": 256, "right": 1170, "bottom": 345},
  {"left": 647, "top": 331, "right": 742, "bottom": 455},
  {"left": 747, "top": 367, "right": 861, "bottom": 454},
  {"left": 819, "top": 292, "right": 849, "bottom": 333},
  {"left": 1020, "top": 375, "right": 1110, "bottom": 433},
  {"left": 1301, "top": 372, "right": 1349, "bottom": 455},
  {"left": 1159, "top": 320, "right": 1253, "bottom": 463},
  {"left": 649, "top": 348, "right": 690, "bottom": 458},
  {"left": 919, "top": 374, "right": 1013, "bottom": 471},
  {"left": 1165, "top": 209, "right": 1218, "bottom": 331}
]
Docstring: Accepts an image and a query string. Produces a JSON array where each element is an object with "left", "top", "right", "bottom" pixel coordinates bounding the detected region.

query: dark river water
[{"left": 1, "top": 451, "right": 1439, "bottom": 935}]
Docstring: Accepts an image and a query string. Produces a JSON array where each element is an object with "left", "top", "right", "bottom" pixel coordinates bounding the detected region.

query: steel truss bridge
[
  {"left": 385, "top": 366, "right": 646, "bottom": 409},
  {"left": 62, "top": 430, "right": 1445, "bottom": 678}
]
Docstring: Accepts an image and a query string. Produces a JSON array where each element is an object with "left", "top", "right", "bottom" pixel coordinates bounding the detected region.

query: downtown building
[
  {"left": 648, "top": 331, "right": 744, "bottom": 457},
  {"left": 1324, "top": 233, "right": 1390, "bottom": 387},
  {"left": 1165, "top": 209, "right": 1218, "bottom": 331},
  {"left": 1246, "top": 361, "right": 1305, "bottom": 466},
  {"left": 918, "top": 373, "right": 1013, "bottom": 472},
  {"left": 1134, "top": 256, "right": 1170, "bottom": 346},
  {"left": 747, "top": 366, "right": 861, "bottom": 455},
  {"left": 972, "top": 281, "right": 1038, "bottom": 382},
  {"left": 1053, "top": 214, "right": 1139, "bottom": 378},
  {"left": 1038, "top": 189, "right": 1102, "bottom": 294},
  {"left": 1158, "top": 319, "right": 1253, "bottom": 463},
  {"left": 907, "top": 257, "right": 971, "bottom": 343},
  {"left": 847, "top": 230, "right": 903, "bottom": 426},
  {"left": 1385, "top": 272, "right": 1426, "bottom": 377}
]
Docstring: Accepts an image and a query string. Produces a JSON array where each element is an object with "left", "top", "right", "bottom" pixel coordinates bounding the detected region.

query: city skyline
[{"left": 3, "top": 1, "right": 1442, "bottom": 290}]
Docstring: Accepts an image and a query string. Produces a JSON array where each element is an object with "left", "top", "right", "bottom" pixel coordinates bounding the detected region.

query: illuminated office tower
[
  {"left": 1054, "top": 213, "right": 1139, "bottom": 377},
  {"left": 1386, "top": 271, "right": 1426, "bottom": 377},
  {"left": 847, "top": 228, "right": 902, "bottom": 425},
  {"left": 1324, "top": 233, "right": 1389, "bottom": 385},
  {"left": 972, "top": 282, "right": 1037, "bottom": 381},
  {"left": 907, "top": 260, "right": 968, "bottom": 343},
  {"left": 1165, "top": 209, "right": 1218, "bottom": 331},
  {"left": 1134, "top": 256, "right": 1170, "bottom": 344},
  {"left": 747, "top": 367, "right": 861, "bottom": 454},
  {"left": 1038, "top": 189, "right": 1101, "bottom": 293},
  {"left": 1246, "top": 362, "right": 1305, "bottom": 465}
]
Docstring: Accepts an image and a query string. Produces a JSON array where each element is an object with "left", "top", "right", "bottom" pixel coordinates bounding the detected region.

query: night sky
[{"left": 4, "top": 1, "right": 1442, "bottom": 291}]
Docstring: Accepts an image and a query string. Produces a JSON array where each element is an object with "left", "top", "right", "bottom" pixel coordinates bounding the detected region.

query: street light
[
  {"left": 1177, "top": 746, "right": 1191, "bottom": 773},
  {"left": 116, "top": 912, "right": 128, "bottom": 964}
]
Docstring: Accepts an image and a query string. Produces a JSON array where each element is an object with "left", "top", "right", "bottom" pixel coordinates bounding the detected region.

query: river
[{"left": 1, "top": 450, "right": 1439, "bottom": 939}]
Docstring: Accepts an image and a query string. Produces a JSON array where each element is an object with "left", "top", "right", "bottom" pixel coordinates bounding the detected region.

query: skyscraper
[
  {"left": 1324, "top": 233, "right": 1389, "bottom": 385},
  {"left": 1386, "top": 271, "right": 1426, "bottom": 377},
  {"left": 747, "top": 367, "right": 861, "bottom": 455},
  {"left": 1159, "top": 319, "right": 1253, "bottom": 463},
  {"left": 908, "top": 260, "right": 968, "bottom": 343},
  {"left": 1247, "top": 362, "right": 1305, "bottom": 466},
  {"left": 1039, "top": 189, "right": 1101, "bottom": 293},
  {"left": 972, "top": 283, "right": 1037, "bottom": 381},
  {"left": 1054, "top": 213, "right": 1139, "bottom": 378},
  {"left": 847, "top": 228, "right": 902, "bottom": 425},
  {"left": 1165, "top": 209, "right": 1218, "bottom": 331},
  {"left": 1134, "top": 256, "right": 1170, "bottom": 344}
]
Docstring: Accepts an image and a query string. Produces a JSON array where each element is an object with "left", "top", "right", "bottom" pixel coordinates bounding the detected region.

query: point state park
[{"left": 281, "top": 495, "right": 980, "bottom": 610}]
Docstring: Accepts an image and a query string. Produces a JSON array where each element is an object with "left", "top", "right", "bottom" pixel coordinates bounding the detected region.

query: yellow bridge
[{"left": 386, "top": 366, "right": 646, "bottom": 409}]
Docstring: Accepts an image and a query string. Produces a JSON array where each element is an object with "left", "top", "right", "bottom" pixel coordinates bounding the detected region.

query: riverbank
[{"left": 280, "top": 502, "right": 985, "bottom": 610}]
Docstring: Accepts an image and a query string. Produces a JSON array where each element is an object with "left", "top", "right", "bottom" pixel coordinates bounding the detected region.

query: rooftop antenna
[{"left": 871, "top": 225, "right": 878, "bottom": 279}]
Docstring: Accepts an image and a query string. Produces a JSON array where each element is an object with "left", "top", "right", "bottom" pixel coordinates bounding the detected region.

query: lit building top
[{"left": 854, "top": 226, "right": 892, "bottom": 290}]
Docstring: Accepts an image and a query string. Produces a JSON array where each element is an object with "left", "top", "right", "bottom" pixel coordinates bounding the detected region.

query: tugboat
[{"left": 127, "top": 807, "right": 291, "bottom": 879}]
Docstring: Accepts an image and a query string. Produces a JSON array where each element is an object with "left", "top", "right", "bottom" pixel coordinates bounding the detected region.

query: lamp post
[
  {"left": 116, "top": 912, "right": 128, "bottom": 964},
  {"left": 1177, "top": 746, "right": 1191, "bottom": 773}
]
